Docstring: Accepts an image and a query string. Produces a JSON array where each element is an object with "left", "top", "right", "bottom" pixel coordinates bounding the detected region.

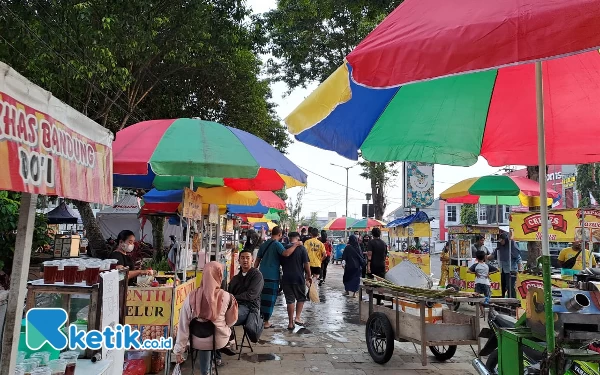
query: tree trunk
[
  {"left": 72, "top": 200, "right": 107, "bottom": 258},
  {"left": 526, "top": 166, "right": 543, "bottom": 269},
  {"left": 148, "top": 216, "right": 165, "bottom": 259},
  {"left": 370, "top": 162, "right": 386, "bottom": 220}
]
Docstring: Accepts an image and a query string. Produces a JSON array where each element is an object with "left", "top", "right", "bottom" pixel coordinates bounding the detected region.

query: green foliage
[
  {"left": 0, "top": 191, "right": 52, "bottom": 271},
  {"left": 460, "top": 204, "right": 478, "bottom": 225},
  {"left": 302, "top": 212, "right": 319, "bottom": 230},
  {"left": 262, "top": 0, "right": 403, "bottom": 90},
  {"left": 284, "top": 189, "right": 305, "bottom": 231},
  {"left": 0, "top": 1, "right": 288, "bottom": 149},
  {"left": 576, "top": 164, "right": 600, "bottom": 207}
]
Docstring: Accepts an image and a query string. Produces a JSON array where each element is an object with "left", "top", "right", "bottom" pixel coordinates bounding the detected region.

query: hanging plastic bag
[
  {"left": 308, "top": 281, "right": 320, "bottom": 303},
  {"left": 171, "top": 363, "right": 182, "bottom": 375}
]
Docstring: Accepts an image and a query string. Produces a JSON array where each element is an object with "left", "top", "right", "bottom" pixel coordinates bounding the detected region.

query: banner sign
[
  {"left": 515, "top": 273, "right": 568, "bottom": 315},
  {"left": 126, "top": 286, "right": 172, "bottom": 326},
  {"left": 403, "top": 162, "right": 434, "bottom": 208},
  {"left": 510, "top": 209, "right": 600, "bottom": 242},
  {"left": 393, "top": 223, "right": 432, "bottom": 238},
  {"left": 448, "top": 265, "right": 502, "bottom": 297},
  {"left": 388, "top": 253, "right": 431, "bottom": 275},
  {"left": 0, "top": 62, "right": 113, "bottom": 204},
  {"left": 182, "top": 187, "right": 203, "bottom": 220},
  {"left": 208, "top": 204, "right": 219, "bottom": 224},
  {"left": 447, "top": 225, "right": 500, "bottom": 235}
]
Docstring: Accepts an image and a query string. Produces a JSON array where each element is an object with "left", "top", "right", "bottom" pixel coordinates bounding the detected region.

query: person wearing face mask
[{"left": 109, "top": 230, "right": 152, "bottom": 284}]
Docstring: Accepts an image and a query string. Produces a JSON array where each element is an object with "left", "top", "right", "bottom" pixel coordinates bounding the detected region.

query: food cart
[
  {"left": 445, "top": 225, "right": 502, "bottom": 297},
  {"left": 387, "top": 212, "right": 433, "bottom": 275},
  {"left": 359, "top": 277, "right": 494, "bottom": 366}
]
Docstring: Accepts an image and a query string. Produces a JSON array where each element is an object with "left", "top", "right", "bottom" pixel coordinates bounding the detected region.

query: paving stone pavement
[{"left": 180, "top": 264, "right": 480, "bottom": 375}]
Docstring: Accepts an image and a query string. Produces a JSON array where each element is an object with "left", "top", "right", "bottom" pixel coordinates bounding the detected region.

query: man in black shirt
[
  {"left": 367, "top": 228, "right": 388, "bottom": 278},
  {"left": 228, "top": 249, "right": 264, "bottom": 325},
  {"left": 281, "top": 232, "right": 311, "bottom": 330}
]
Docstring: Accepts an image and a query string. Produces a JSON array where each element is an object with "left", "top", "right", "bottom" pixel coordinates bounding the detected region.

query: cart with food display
[
  {"left": 386, "top": 212, "right": 433, "bottom": 276},
  {"left": 445, "top": 225, "right": 503, "bottom": 298},
  {"left": 359, "top": 277, "right": 515, "bottom": 366}
]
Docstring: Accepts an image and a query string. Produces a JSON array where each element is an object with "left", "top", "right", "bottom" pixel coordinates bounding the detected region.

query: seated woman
[
  {"left": 174, "top": 261, "right": 238, "bottom": 375},
  {"left": 109, "top": 230, "right": 152, "bottom": 285}
]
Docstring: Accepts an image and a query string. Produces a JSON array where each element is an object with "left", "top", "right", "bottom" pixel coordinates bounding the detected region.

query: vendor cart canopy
[
  {"left": 0, "top": 62, "right": 113, "bottom": 205},
  {"left": 46, "top": 202, "right": 81, "bottom": 225},
  {"left": 387, "top": 211, "right": 430, "bottom": 228}
]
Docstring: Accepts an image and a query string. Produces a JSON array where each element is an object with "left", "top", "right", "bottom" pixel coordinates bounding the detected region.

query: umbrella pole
[{"left": 535, "top": 61, "right": 556, "bottom": 374}]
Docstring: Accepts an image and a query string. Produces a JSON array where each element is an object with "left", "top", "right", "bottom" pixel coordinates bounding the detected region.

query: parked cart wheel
[
  {"left": 428, "top": 345, "right": 457, "bottom": 361},
  {"left": 365, "top": 312, "right": 395, "bottom": 364}
]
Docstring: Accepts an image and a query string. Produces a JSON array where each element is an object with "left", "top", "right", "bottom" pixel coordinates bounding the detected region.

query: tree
[
  {"left": 284, "top": 189, "right": 305, "bottom": 231},
  {"left": 262, "top": 0, "right": 402, "bottom": 220},
  {"left": 0, "top": 191, "right": 52, "bottom": 288},
  {"left": 576, "top": 164, "right": 600, "bottom": 207},
  {"left": 0, "top": 1, "right": 288, "bottom": 256},
  {"left": 460, "top": 204, "right": 478, "bottom": 225},
  {"left": 262, "top": 0, "right": 403, "bottom": 89},
  {"left": 359, "top": 161, "right": 398, "bottom": 220},
  {"left": 303, "top": 212, "right": 319, "bottom": 229}
]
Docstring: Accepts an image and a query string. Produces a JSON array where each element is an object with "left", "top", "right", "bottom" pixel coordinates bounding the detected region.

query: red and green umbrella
[
  {"left": 285, "top": 0, "right": 600, "bottom": 354},
  {"left": 285, "top": 0, "right": 600, "bottom": 167},
  {"left": 323, "top": 217, "right": 357, "bottom": 231},
  {"left": 113, "top": 118, "right": 307, "bottom": 191},
  {"left": 347, "top": 218, "right": 387, "bottom": 230},
  {"left": 440, "top": 175, "right": 559, "bottom": 207}
]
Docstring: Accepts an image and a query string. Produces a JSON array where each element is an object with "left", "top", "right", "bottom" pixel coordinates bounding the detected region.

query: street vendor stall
[
  {"left": 444, "top": 225, "right": 502, "bottom": 297},
  {"left": 387, "top": 212, "right": 432, "bottom": 275},
  {"left": 0, "top": 62, "right": 114, "bottom": 375}
]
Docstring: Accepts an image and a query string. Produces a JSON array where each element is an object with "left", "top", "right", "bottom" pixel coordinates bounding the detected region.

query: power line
[{"left": 299, "top": 166, "right": 367, "bottom": 195}]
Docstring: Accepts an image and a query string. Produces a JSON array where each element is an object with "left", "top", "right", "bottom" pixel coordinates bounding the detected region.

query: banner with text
[
  {"left": 126, "top": 287, "right": 172, "bottom": 326},
  {"left": 182, "top": 188, "right": 203, "bottom": 220},
  {"left": 510, "top": 209, "right": 600, "bottom": 242},
  {"left": 0, "top": 62, "right": 113, "bottom": 204}
]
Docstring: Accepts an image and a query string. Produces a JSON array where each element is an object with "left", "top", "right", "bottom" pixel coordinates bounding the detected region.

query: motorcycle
[{"left": 476, "top": 309, "right": 599, "bottom": 375}]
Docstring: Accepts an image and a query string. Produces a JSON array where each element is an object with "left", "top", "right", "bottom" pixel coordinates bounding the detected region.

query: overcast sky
[{"left": 247, "top": 0, "right": 507, "bottom": 219}]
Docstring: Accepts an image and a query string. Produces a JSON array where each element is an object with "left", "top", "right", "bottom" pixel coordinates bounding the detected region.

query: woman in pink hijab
[{"left": 174, "top": 261, "right": 238, "bottom": 374}]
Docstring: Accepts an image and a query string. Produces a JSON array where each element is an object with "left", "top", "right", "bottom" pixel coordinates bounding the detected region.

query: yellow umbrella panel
[{"left": 196, "top": 187, "right": 259, "bottom": 206}]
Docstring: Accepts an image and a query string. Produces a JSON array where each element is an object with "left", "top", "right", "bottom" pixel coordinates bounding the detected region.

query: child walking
[{"left": 468, "top": 250, "right": 499, "bottom": 316}]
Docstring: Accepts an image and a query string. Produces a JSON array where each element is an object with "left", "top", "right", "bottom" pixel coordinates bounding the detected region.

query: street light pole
[{"left": 331, "top": 163, "right": 357, "bottom": 242}]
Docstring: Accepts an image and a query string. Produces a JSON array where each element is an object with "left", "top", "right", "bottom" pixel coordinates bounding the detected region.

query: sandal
[
  {"left": 218, "top": 346, "right": 237, "bottom": 357},
  {"left": 294, "top": 321, "right": 306, "bottom": 326},
  {"left": 287, "top": 325, "right": 295, "bottom": 331}
]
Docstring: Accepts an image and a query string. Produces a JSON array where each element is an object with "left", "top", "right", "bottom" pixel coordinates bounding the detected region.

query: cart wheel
[
  {"left": 446, "top": 284, "right": 460, "bottom": 311},
  {"left": 429, "top": 345, "right": 457, "bottom": 361},
  {"left": 485, "top": 349, "right": 499, "bottom": 374},
  {"left": 365, "top": 312, "right": 395, "bottom": 364}
]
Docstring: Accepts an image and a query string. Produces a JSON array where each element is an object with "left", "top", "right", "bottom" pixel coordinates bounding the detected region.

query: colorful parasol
[
  {"left": 113, "top": 118, "right": 307, "bottom": 191},
  {"left": 347, "top": 218, "right": 387, "bottom": 230},
  {"left": 247, "top": 217, "right": 278, "bottom": 231},
  {"left": 284, "top": 0, "right": 600, "bottom": 358},
  {"left": 227, "top": 191, "right": 286, "bottom": 215},
  {"left": 287, "top": 50, "right": 600, "bottom": 166},
  {"left": 323, "top": 217, "right": 357, "bottom": 231},
  {"left": 440, "top": 176, "right": 559, "bottom": 207}
]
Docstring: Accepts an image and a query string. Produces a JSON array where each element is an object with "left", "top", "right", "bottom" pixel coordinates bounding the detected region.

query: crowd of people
[{"left": 169, "top": 224, "right": 389, "bottom": 375}]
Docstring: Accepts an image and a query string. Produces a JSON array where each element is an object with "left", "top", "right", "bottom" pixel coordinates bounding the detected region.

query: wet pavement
[{"left": 180, "top": 263, "right": 479, "bottom": 375}]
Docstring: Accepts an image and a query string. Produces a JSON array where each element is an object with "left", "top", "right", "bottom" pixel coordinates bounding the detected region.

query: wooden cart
[{"left": 359, "top": 285, "right": 484, "bottom": 366}]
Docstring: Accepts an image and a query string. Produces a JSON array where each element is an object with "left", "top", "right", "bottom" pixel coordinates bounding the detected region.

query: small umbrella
[
  {"left": 440, "top": 176, "right": 558, "bottom": 207},
  {"left": 347, "top": 218, "right": 387, "bottom": 230},
  {"left": 323, "top": 217, "right": 357, "bottom": 231},
  {"left": 113, "top": 118, "right": 307, "bottom": 191}
]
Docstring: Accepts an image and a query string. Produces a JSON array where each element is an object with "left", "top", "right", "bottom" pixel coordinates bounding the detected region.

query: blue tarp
[{"left": 386, "top": 211, "right": 430, "bottom": 228}]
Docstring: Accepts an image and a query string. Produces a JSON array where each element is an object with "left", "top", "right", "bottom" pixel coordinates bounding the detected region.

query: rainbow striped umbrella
[
  {"left": 323, "top": 217, "right": 357, "bottom": 231},
  {"left": 113, "top": 118, "right": 307, "bottom": 191},
  {"left": 347, "top": 218, "right": 387, "bottom": 230}
]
